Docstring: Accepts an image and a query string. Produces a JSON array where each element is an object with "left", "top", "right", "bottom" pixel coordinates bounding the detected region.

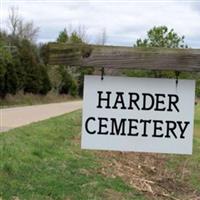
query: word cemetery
[{"left": 81, "top": 76, "right": 195, "bottom": 154}]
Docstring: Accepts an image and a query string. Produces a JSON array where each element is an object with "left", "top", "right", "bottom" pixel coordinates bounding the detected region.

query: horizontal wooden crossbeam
[{"left": 48, "top": 42, "right": 200, "bottom": 72}]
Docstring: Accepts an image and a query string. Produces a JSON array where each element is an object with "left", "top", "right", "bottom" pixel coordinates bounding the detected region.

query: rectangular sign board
[{"left": 81, "top": 75, "right": 195, "bottom": 154}]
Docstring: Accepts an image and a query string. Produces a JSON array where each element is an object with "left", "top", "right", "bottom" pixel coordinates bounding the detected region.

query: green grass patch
[
  {"left": 195, "top": 103, "right": 200, "bottom": 134},
  {"left": 1, "top": 104, "right": 199, "bottom": 199},
  {"left": 0, "top": 110, "right": 145, "bottom": 200}
]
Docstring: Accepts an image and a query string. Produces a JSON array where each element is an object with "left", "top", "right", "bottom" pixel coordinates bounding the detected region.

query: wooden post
[{"left": 48, "top": 42, "right": 200, "bottom": 72}]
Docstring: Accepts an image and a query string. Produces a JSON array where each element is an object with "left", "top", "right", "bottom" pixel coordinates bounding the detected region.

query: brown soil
[
  {"left": 96, "top": 151, "right": 200, "bottom": 200},
  {"left": 72, "top": 132, "right": 200, "bottom": 200}
]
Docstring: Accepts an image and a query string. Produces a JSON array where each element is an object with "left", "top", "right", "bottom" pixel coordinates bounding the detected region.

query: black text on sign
[{"left": 81, "top": 76, "right": 195, "bottom": 154}]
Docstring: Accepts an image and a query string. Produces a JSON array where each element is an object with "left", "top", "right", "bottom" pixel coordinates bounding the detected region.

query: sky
[{"left": 1, "top": 0, "right": 200, "bottom": 47}]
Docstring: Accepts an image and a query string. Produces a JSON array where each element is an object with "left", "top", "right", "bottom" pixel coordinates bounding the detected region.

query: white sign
[{"left": 81, "top": 75, "right": 195, "bottom": 154}]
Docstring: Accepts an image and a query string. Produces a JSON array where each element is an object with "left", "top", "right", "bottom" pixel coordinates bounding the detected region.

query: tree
[
  {"left": 18, "top": 20, "right": 39, "bottom": 42},
  {"left": 55, "top": 27, "right": 93, "bottom": 97},
  {"left": 7, "top": 7, "right": 20, "bottom": 36},
  {"left": 134, "top": 26, "right": 186, "bottom": 48},
  {"left": 77, "top": 25, "right": 88, "bottom": 43},
  {"left": 70, "top": 31, "right": 83, "bottom": 43},
  {"left": 0, "top": 33, "right": 21, "bottom": 97},
  {"left": 38, "top": 64, "right": 52, "bottom": 95},
  {"left": 0, "top": 45, "right": 11, "bottom": 97},
  {"left": 18, "top": 39, "right": 51, "bottom": 94},
  {"left": 55, "top": 28, "right": 84, "bottom": 96},
  {"left": 0, "top": 11, "right": 52, "bottom": 98},
  {"left": 131, "top": 26, "right": 187, "bottom": 78},
  {"left": 131, "top": 26, "right": 200, "bottom": 97},
  {"left": 57, "top": 28, "right": 68, "bottom": 43},
  {"left": 7, "top": 7, "right": 39, "bottom": 42},
  {"left": 96, "top": 28, "right": 107, "bottom": 45}
]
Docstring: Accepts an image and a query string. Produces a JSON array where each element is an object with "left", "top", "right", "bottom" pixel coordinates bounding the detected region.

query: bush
[
  {"left": 77, "top": 67, "right": 94, "bottom": 97},
  {"left": 58, "top": 66, "right": 78, "bottom": 96},
  {"left": 70, "top": 79, "right": 78, "bottom": 96},
  {"left": 196, "top": 79, "right": 200, "bottom": 97},
  {"left": 39, "top": 65, "right": 52, "bottom": 95}
]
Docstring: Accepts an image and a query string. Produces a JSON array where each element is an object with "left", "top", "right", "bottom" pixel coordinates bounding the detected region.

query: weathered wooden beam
[{"left": 48, "top": 42, "right": 200, "bottom": 72}]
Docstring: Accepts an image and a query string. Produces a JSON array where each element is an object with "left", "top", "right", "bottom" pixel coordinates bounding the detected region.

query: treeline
[
  {"left": 0, "top": 7, "right": 93, "bottom": 99},
  {"left": 0, "top": 7, "right": 53, "bottom": 98},
  {"left": 0, "top": 32, "right": 51, "bottom": 97},
  {"left": 0, "top": 28, "right": 93, "bottom": 98},
  {"left": 0, "top": 9, "right": 199, "bottom": 99}
]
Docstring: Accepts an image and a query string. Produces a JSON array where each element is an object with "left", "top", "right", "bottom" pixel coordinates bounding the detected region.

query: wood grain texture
[{"left": 48, "top": 43, "right": 200, "bottom": 71}]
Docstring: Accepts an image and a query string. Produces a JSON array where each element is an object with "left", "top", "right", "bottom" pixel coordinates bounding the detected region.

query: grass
[
  {"left": 195, "top": 102, "right": 200, "bottom": 132},
  {"left": 0, "top": 104, "right": 199, "bottom": 199},
  {"left": 0, "top": 110, "right": 145, "bottom": 200},
  {"left": 167, "top": 103, "right": 200, "bottom": 192},
  {"left": 0, "top": 92, "right": 80, "bottom": 108}
]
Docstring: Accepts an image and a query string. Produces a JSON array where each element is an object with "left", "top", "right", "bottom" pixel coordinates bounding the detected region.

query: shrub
[{"left": 58, "top": 66, "right": 78, "bottom": 96}]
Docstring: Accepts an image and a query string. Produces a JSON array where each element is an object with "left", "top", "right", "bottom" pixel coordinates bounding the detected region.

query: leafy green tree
[
  {"left": 55, "top": 29, "right": 83, "bottom": 96},
  {"left": 18, "top": 39, "right": 39, "bottom": 93},
  {"left": 18, "top": 39, "right": 51, "bottom": 94},
  {"left": 70, "top": 32, "right": 83, "bottom": 43},
  {"left": 0, "top": 24, "right": 51, "bottom": 98},
  {"left": 57, "top": 28, "right": 68, "bottom": 43},
  {"left": 4, "top": 62, "right": 18, "bottom": 95},
  {"left": 38, "top": 64, "right": 52, "bottom": 95},
  {"left": 7, "top": 40, "right": 25, "bottom": 91},
  {"left": 127, "top": 26, "right": 187, "bottom": 78},
  {"left": 0, "top": 34, "right": 21, "bottom": 97},
  {"left": 135, "top": 26, "right": 186, "bottom": 48},
  {"left": 55, "top": 27, "right": 93, "bottom": 97},
  {"left": 131, "top": 26, "right": 200, "bottom": 97},
  {"left": 0, "top": 45, "right": 11, "bottom": 97}
]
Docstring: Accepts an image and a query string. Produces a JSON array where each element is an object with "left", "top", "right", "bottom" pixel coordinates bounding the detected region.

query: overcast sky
[{"left": 1, "top": 0, "right": 200, "bottom": 47}]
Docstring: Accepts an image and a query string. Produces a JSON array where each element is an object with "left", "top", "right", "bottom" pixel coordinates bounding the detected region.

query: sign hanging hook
[
  {"left": 175, "top": 71, "right": 180, "bottom": 88},
  {"left": 101, "top": 67, "right": 105, "bottom": 81}
]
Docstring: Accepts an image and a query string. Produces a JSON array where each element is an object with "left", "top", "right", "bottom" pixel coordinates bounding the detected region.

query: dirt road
[{"left": 0, "top": 101, "right": 82, "bottom": 132}]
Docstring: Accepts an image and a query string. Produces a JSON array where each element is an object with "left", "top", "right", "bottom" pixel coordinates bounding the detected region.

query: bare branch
[
  {"left": 77, "top": 24, "right": 88, "bottom": 43},
  {"left": 7, "top": 7, "right": 39, "bottom": 42},
  {"left": 7, "top": 6, "right": 21, "bottom": 36},
  {"left": 96, "top": 28, "right": 107, "bottom": 45}
]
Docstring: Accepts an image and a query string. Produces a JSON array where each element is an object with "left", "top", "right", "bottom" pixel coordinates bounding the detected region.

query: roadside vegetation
[
  {"left": 0, "top": 8, "right": 93, "bottom": 107},
  {"left": 0, "top": 110, "right": 145, "bottom": 200},
  {"left": 0, "top": 105, "right": 200, "bottom": 200},
  {"left": 0, "top": 92, "right": 79, "bottom": 108}
]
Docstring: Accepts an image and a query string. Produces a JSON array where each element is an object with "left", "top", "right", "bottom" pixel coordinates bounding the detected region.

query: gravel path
[{"left": 0, "top": 101, "right": 82, "bottom": 132}]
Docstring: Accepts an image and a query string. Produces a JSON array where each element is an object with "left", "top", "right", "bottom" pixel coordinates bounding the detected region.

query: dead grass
[
  {"left": 0, "top": 92, "right": 80, "bottom": 108},
  {"left": 95, "top": 151, "right": 200, "bottom": 200},
  {"left": 102, "top": 189, "right": 128, "bottom": 200},
  {"left": 72, "top": 133, "right": 200, "bottom": 199},
  {"left": 89, "top": 101, "right": 199, "bottom": 199}
]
